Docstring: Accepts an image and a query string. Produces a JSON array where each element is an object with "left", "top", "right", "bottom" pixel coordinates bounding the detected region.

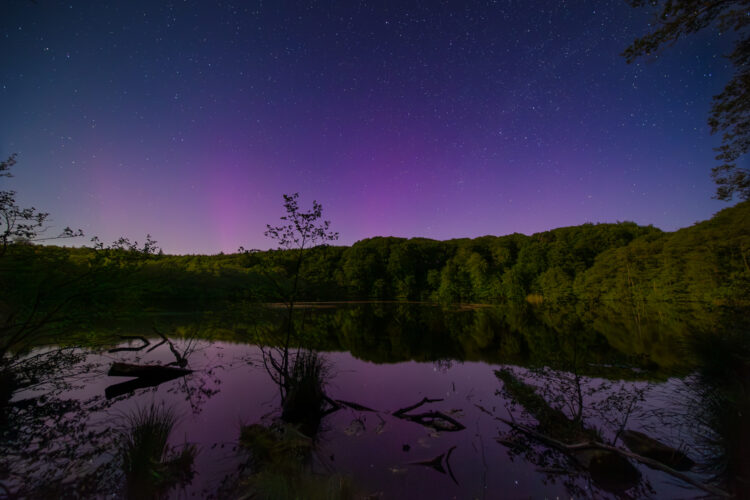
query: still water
[{"left": 2, "top": 302, "right": 744, "bottom": 498}]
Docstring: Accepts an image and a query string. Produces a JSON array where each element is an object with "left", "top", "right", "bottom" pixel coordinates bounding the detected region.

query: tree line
[{"left": 2, "top": 200, "right": 747, "bottom": 319}]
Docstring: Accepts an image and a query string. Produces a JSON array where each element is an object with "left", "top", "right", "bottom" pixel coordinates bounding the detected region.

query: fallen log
[
  {"left": 108, "top": 362, "right": 192, "bottom": 378},
  {"left": 497, "top": 417, "right": 731, "bottom": 498},
  {"left": 105, "top": 362, "right": 193, "bottom": 400},
  {"left": 620, "top": 429, "right": 695, "bottom": 471}
]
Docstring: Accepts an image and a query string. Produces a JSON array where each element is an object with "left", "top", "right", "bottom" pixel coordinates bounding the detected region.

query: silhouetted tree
[
  {"left": 0, "top": 154, "right": 82, "bottom": 257},
  {"left": 260, "top": 193, "right": 338, "bottom": 389},
  {"left": 1, "top": 155, "right": 85, "bottom": 365},
  {"left": 624, "top": 0, "right": 750, "bottom": 200},
  {"left": 264, "top": 193, "right": 339, "bottom": 304}
]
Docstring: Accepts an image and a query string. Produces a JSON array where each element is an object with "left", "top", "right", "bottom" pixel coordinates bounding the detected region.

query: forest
[{"left": 2, "top": 200, "right": 748, "bottom": 326}]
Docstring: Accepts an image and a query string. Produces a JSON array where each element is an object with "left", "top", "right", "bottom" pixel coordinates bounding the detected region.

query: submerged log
[
  {"left": 105, "top": 362, "right": 193, "bottom": 399},
  {"left": 105, "top": 377, "right": 179, "bottom": 399},
  {"left": 494, "top": 369, "right": 721, "bottom": 495},
  {"left": 497, "top": 416, "right": 730, "bottom": 497},
  {"left": 496, "top": 369, "right": 640, "bottom": 493},
  {"left": 620, "top": 429, "right": 695, "bottom": 471},
  {"left": 108, "top": 362, "right": 192, "bottom": 378}
]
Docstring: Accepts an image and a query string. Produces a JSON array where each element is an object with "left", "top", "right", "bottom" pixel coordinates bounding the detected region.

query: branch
[
  {"left": 393, "top": 397, "right": 465, "bottom": 432},
  {"left": 152, "top": 326, "right": 186, "bottom": 367},
  {"left": 107, "top": 335, "right": 150, "bottom": 353},
  {"left": 393, "top": 397, "right": 443, "bottom": 416}
]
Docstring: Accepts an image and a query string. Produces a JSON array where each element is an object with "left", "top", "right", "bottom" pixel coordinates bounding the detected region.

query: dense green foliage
[
  {"left": 578, "top": 200, "right": 750, "bottom": 304},
  {"left": 1, "top": 202, "right": 748, "bottom": 326}
]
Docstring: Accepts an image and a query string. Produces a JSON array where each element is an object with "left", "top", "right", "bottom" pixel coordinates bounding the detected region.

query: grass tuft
[{"left": 121, "top": 403, "right": 196, "bottom": 499}]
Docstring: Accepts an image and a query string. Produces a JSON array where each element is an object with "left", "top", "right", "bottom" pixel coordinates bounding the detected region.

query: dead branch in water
[
  {"left": 152, "top": 326, "right": 187, "bottom": 367},
  {"left": 393, "top": 397, "right": 466, "bottom": 432},
  {"left": 393, "top": 397, "right": 442, "bottom": 416},
  {"left": 410, "top": 445, "right": 459, "bottom": 484},
  {"left": 108, "top": 335, "right": 150, "bottom": 353}
]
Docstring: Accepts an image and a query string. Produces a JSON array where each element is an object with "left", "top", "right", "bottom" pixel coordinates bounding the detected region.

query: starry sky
[{"left": 0, "top": 1, "right": 739, "bottom": 254}]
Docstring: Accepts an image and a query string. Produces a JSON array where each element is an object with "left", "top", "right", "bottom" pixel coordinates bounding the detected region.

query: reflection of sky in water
[{"left": 8, "top": 339, "right": 709, "bottom": 499}]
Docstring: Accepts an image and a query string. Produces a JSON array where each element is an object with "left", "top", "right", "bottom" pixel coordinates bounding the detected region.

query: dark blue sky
[{"left": 0, "top": 0, "right": 739, "bottom": 253}]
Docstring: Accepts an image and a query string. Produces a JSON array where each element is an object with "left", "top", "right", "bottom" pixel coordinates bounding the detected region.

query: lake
[{"left": 2, "top": 302, "right": 745, "bottom": 498}]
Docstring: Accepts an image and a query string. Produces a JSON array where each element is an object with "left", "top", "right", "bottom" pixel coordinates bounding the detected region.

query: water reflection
[
  {"left": 0, "top": 332, "right": 221, "bottom": 497},
  {"left": 682, "top": 308, "right": 750, "bottom": 498},
  {"left": 0, "top": 302, "right": 746, "bottom": 498},
  {"left": 228, "top": 347, "right": 358, "bottom": 499}
]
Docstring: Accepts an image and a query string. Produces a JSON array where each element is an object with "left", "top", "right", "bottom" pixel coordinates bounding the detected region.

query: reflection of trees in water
[
  {"left": 493, "top": 333, "right": 743, "bottom": 500},
  {"left": 0, "top": 335, "right": 220, "bottom": 497},
  {"left": 239, "top": 324, "right": 469, "bottom": 498},
  {"left": 666, "top": 311, "right": 750, "bottom": 498},
  {"left": 2, "top": 302, "right": 745, "bottom": 497},
  {"left": 227, "top": 346, "right": 355, "bottom": 499},
  {"left": 432, "top": 358, "right": 454, "bottom": 373},
  {"left": 488, "top": 317, "right": 732, "bottom": 498},
  {"left": 0, "top": 348, "right": 117, "bottom": 497},
  {"left": 250, "top": 301, "right": 706, "bottom": 372},
  {"left": 106, "top": 328, "right": 222, "bottom": 415},
  {"left": 686, "top": 377, "right": 750, "bottom": 498},
  {"left": 81, "top": 301, "right": 728, "bottom": 376},
  {"left": 494, "top": 366, "right": 738, "bottom": 497}
]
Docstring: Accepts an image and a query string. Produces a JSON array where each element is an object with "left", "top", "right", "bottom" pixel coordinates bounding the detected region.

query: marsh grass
[
  {"left": 281, "top": 350, "right": 329, "bottom": 437},
  {"left": 121, "top": 403, "right": 196, "bottom": 499},
  {"left": 235, "top": 350, "right": 359, "bottom": 499}
]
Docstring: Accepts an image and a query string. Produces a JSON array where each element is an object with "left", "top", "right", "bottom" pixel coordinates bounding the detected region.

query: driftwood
[
  {"left": 105, "top": 362, "right": 193, "bottom": 400},
  {"left": 497, "top": 417, "right": 731, "bottom": 498},
  {"left": 108, "top": 362, "right": 192, "bottom": 378},
  {"left": 620, "top": 429, "right": 695, "bottom": 471},
  {"left": 393, "top": 397, "right": 465, "bottom": 432}
]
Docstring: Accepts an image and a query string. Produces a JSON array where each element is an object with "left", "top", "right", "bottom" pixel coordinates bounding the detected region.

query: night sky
[{"left": 1, "top": 1, "right": 738, "bottom": 254}]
